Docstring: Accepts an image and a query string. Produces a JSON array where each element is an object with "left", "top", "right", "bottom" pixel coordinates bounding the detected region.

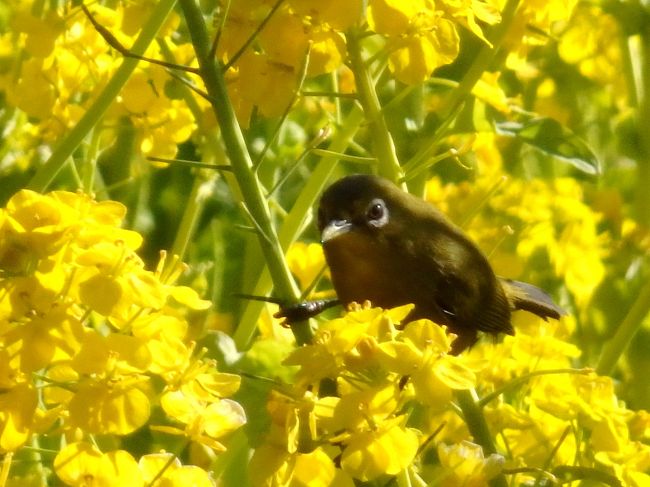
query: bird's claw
[{"left": 274, "top": 299, "right": 340, "bottom": 326}]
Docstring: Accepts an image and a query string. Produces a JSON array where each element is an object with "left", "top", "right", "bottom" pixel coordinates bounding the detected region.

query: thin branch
[
  {"left": 223, "top": 0, "right": 285, "bottom": 71},
  {"left": 210, "top": 0, "right": 232, "bottom": 59},
  {"left": 81, "top": 3, "right": 200, "bottom": 74},
  {"left": 165, "top": 69, "right": 213, "bottom": 102},
  {"left": 266, "top": 126, "right": 332, "bottom": 197},
  {"left": 302, "top": 91, "right": 358, "bottom": 99},
  {"left": 310, "top": 149, "right": 376, "bottom": 164},
  {"left": 147, "top": 156, "right": 232, "bottom": 171}
]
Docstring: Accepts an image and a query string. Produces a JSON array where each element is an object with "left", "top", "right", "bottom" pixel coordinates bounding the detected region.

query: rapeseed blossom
[
  {"left": 1, "top": 0, "right": 647, "bottom": 485},
  {"left": 0, "top": 190, "right": 245, "bottom": 484}
]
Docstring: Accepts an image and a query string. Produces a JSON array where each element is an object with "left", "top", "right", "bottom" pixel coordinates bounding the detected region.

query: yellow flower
[
  {"left": 229, "top": 50, "right": 298, "bottom": 127},
  {"left": 286, "top": 241, "right": 328, "bottom": 293},
  {"left": 285, "top": 304, "right": 410, "bottom": 386},
  {"left": 3, "top": 303, "right": 84, "bottom": 374},
  {"left": 340, "top": 416, "right": 419, "bottom": 481},
  {"left": 10, "top": 7, "right": 64, "bottom": 58},
  {"left": 368, "top": 0, "right": 460, "bottom": 84},
  {"left": 377, "top": 319, "right": 476, "bottom": 405},
  {"left": 472, "top": 72, "right": 511, "bottom": 113},
  {"left": 67, "top": 374, "right": 151, "bottom": 435},
  {"left": 487, "top": 401, "right": 578, "bottom": 467},
  {"left": 289, "top": 0, "right": 362, "bottom": 31},
  {"left": 1, "top": 189, "right": 75, "bottom": 265},
  {"left": 595, "top": 443, "right": 650, "bottom": 487},
  {"left": 292, "top": 448, "right": 355, "bottom": 487},
  {"left": 55, "top": 443, "right": 144, "bottom": 487},
  {"left": 3, "top": 58, "right": 56, "bottom": 120},
  {"left": 156, "top": 387, "right": 246, "bottom": 451},
  {"left": 330, "top": 382, "right": 400, "bottom": 432},
  {"left": 558, "top": 6, "right": 624, "bottom": 95},
  {"left": 0, "top": 382, "right": 38, "bottom": 452},
  {"left": 139, "top": 453, "right": 214, "bottom": 487},
  {"left": 437, "top": 440, "right": 504, "bottom": 486},
  {"left": 442, "top": 0, "right": 501, "bottom": 45}
]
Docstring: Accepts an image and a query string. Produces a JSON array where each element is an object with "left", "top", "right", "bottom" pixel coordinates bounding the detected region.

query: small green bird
[{"left": 315, "top": 174, "right": 565, "bottom": 354}]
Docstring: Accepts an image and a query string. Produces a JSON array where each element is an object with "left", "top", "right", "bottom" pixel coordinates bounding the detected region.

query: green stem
[
  {"left": 439, "top": 0, "right": 520, "bottom": 118},
  {"left": 158, "top": 37, "right": 224, "bottom": 267},
  {"left": 455, "top": 389, "right": 508, "bottom": 487},
  {"left": 595, "top": 8, "right": 650, "bottom": 377},
  {"left": 596, "top": 280, "right": 650, "bottom": 375},
  {"left": 170, "top": 173, "right": 216, "bottom": 263},
  {"left": 233, "top": 105, "right": 364, "bottom": 349},
  {"left": 346, "top": 28, "right": 403, "bottom": 183},
  {"left": 178, "top": 0, "right": 311, "bottom": 345},
  {"left": 28, "top": 0, "right": 177, "bottom": 192},
  {"left": 405, "top": 0, "right": 520, "bottom": 174}
]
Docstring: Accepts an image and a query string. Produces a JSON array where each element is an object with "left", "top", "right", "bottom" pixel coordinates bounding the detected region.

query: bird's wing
[{"left": 413, "top": 232, "right": 513, "bottom": 336}]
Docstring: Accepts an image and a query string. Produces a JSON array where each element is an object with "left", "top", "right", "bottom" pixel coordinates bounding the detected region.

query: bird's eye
[
  {"left": 365, "top": 199, "right": 389, "bottom": 227},
  {"left": 367, "top": 203, "right": 384, "bottom": 220}
]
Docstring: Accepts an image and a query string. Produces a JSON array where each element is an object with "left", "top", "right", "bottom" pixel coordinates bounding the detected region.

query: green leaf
[{"left": 496, "top": 116, "right": 600, "bottom": 175}]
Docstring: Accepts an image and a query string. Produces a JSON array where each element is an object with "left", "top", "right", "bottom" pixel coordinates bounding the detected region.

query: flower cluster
[
  {"left": 425, "top": 136, "right": 609, "bottom": 310},
  {"left": 0, "top": 0, "right": 647, "bottom": 485},
  {"left": 218, "top": 0, "right": 356, "bottom": 126},
  {"left": 54, "top": 442, "right": 215, "bottom": 487},
  {"left": 251, "top": 304, "right": 477, "bottom": 484},
  {"left": 557, "top": 5, "right": 626, "bottom": 100},
  {"left": 250, "top": 302, "right": 650, "bottom": 486},
  {"left": 367, "top": 0, "right": 500, "bottom": 84},
  {"left": 0, "top": 190, "right": 245, "bottom": 484},
  {"left": 0, "top": 1, "right": 196, "bottom": 170},
  {"left": 504, "top": 0, "right": 579, "bottom": 71}
]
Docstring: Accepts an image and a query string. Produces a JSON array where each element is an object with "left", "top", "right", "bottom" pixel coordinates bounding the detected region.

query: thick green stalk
[
  {"left": 346, "top": 28, "right": 403, "bottom": 183},
  {"left": 28, "top": 0, "right": 177, "bottom": 192},
  {"left": 594, "top": 11, "right": 650, "bottom": 376},
  {"left": 170, "top": 173, "right": 216, "bottom": 264},
  {"left": 159, "top": 41, "right": 224, "bottom": 269},
  {"left": 234, "top": 105, "right": 365, "bottom": 349},
  {"left": 178, "top": 0, "right": 310, "bottom": 344},
  {"left": 406, "top": 0, "right": 520, "bottom": 173},
  {"left": 439, "top": 0, "right": 520, "bottom": 118},
  {"left": 455, "top": 389, "right": 508, "bottom": 487},
  {"left": 596, "top": 281, "right": 650, "bottom": 375}
]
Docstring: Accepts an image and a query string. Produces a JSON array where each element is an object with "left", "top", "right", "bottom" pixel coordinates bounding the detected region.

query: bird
[{"left": 314, "top": 174, "right": 565, "bottom": 354}]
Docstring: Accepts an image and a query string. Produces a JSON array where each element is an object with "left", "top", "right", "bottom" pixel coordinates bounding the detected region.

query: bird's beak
[{"left": 321, "top": 219, "right": 353, "bottom": 243}]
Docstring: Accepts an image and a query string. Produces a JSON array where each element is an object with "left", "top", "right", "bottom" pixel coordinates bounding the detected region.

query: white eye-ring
[{"left": 366, "top": 199, "right": 389, "bottom": 227}]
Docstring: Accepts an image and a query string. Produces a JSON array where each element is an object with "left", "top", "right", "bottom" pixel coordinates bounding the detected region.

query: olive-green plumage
[{"left": 318, "top": 175, "right": 564, "bottom": 354}]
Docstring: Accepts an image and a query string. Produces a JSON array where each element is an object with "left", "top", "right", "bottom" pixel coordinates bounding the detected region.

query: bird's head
[
  {"left": 317, "top": 175, "right": 399, "bottom": 245},
  {"left": 318, "top": 174, "right": 443, "bottom": 243}
]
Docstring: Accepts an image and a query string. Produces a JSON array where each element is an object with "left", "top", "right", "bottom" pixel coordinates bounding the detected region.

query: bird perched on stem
[{"left": 309, "top": 174, "right": 565, "bottom": 355}]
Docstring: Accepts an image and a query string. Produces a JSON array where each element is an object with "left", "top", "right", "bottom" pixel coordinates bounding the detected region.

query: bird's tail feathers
[{"left": 500, "top": 278, "right": 565, "bottom": 321}]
